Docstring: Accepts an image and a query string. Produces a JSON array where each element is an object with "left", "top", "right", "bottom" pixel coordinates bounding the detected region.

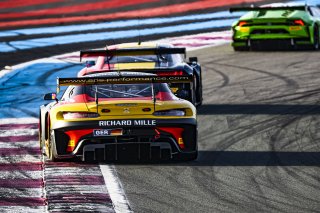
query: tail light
[
  {"left": 157, "top": 71, "right": 184, "bottom": 76},
  {"left": 238, "top": 21, "right": 249, "bottom": 27},
  {"left": 293, "top": 19, "right": 305, "bottom": 26},
  {"left": 157, "top": 127, "right": 185, "bottom": 149},
  {"left": 65, "top": 129, "right": 93, "bottom": 152},
  {"left": 63, "top": 112, "right": 99, "bottom": 119}
]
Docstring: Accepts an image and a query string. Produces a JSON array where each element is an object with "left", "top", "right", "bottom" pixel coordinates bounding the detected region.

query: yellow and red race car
[
  {"left": 39, "top": 72, "right": 197, "bottom": 162},
  {"left": 78, "top": 42, "right": 203, "bottom": 106}
]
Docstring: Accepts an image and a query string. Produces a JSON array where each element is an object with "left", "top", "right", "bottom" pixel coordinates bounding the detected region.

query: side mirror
[
  {"left": 189, "top": 57, "right": 198, "bottom": 63},
  {"left": 176, "top": 89, "right": 189, "bottom": 100},
  {"left": 44, "top": 93, "right": 58, "bottom": 102},
  {"left": 85, "top": 60, "right": 95, "bottom": 67}
]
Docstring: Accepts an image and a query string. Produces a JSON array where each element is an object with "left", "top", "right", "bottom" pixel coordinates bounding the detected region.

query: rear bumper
[
  {"left": 233, "top": 25, "right": 310, "bottom": 39},
  {"left": 232, "top": 25, "right": 312, "bottom": 48},
  {"left": 51, "top": 118, "right": 197, "bottom": 161},
  {"left": 232, "top": 38, "right": 312, "bottom": 49}
]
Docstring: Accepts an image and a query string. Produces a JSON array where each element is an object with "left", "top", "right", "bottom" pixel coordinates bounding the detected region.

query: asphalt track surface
[{"left": 114, "top": 45, "right": 320, "bottom": 212}]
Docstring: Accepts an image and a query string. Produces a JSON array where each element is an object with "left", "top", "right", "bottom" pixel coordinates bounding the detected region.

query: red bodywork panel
[{"left": 78, "top": 56, "right": 111, "bottom": 77}]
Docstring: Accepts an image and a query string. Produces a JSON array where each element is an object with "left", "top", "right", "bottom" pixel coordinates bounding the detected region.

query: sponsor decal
[
  {"left": 93, "top": 129, "right": 111, "bottom": 136},
  {"left": 99, "top": 120, "right": 156, "bottom": 127},
  {"left": 93, "top": 128, "right": 123, "bottom": 136},
  {"left": 58, "top": 75, "right": 192, "bottom": 86}
]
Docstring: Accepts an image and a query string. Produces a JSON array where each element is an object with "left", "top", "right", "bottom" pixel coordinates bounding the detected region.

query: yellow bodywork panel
[
  {"left": 114, "top": 42, "right": 157, "bottom": 49},
  {"left": 50, "top": 99, "right": 196, "bottom": 126},
  {"left": 113, "top": 62, "right": 156, "bottom": 70}
]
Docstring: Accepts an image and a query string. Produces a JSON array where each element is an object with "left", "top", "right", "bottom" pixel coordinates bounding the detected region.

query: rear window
[
  {"left": 84, "top": 83, "right": 172, "bottom": 99},
  {"left": 104, "top": 54, "right": 183, "bottom": 67}
]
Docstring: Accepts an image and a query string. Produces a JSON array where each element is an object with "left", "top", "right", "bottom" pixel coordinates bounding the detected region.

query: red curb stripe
[
  {"left": 48, "top": 193, "right": 111, "bottom": 204},
  {"left": 0, "top": 178, "right": 43, "bottom": 188},
  {"left": 0, "top": 0, "right": 262, "bottom": 29},
  {"left": 45, "top": 175, "right": 105, "bottom": 185},
  {"left": 0, "top": 148, "right": 40, "bottom": 155},
  {"left": 0, "top": 135, "right": 38, "bottom": 142},
  {"left": 0, "top": 162, "right": 42, "bottom": 171},
  {"left": 0, "top": 0, "right": 65, "bottom": 9},
  {"left": 0, "top": 197, "right": 45, "bottom": 206},
  {"left": 0, "top": 0, "right": 159, "bottom": 20},
  {"left": 0, "top": 123, "right": 37, "bottom": 130}
]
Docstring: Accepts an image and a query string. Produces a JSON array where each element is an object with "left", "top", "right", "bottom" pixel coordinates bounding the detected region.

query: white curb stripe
[
  {"left": 0, "top": 129, "right": 38, "bottom": 137},
  {"left": 0, "top": 118, "right": 38, "bottom": 125},
  {"left": 100, "top": 164, "right": 132, "bottom": 213}
]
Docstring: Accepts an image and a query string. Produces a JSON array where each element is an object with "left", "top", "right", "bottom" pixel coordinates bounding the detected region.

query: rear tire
[
  {"left": 175, "top": 151, "right": 198, "bottom": 161},
  {"left": 38, "top": 112, "right": 43, "bottom": 150},
  {"left": 313, "top": 25, "right": 319, "bottom": 50},
  {"left": 48, "top": 130, "right": 58, "bottom": 161},
  {"left": 192, "top": 76, "right": 197, "bottom": 106},
  {"left": 233, "top": 46, "right": 249, "bottom": 51}
]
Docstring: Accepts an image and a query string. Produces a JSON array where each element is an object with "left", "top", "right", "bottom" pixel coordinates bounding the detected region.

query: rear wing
[
  {"left": 57, "top": 75, "right": 192, "bottom": 93},
  {"left": 229, "top": 6, "right": 306, "bottom": 13},
  {"left": 83, "top": 68, "right": 189, "bottom": 76},
  {"left": 80, "top": 48, "right": 186, "bottom": 61}
]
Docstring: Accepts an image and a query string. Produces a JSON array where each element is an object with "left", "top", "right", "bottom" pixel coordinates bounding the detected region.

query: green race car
[{"left": 230, "top": 4, "right": 320, "bottom": 50}]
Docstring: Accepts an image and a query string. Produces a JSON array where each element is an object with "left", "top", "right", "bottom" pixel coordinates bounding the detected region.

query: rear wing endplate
[
  {"left": 80, "top": 48, "right": 186, "bottom": 61},
  {"left": 229, "top": 6, "right": 306, "bottom": 13},
  {"left": 57, "top": 75, "right": 192, "bottom": 93}
]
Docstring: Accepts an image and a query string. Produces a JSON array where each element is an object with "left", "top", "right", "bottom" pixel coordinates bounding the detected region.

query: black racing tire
[
  {"left": 186, "top": 151, "right": 198, "bottom": 161},
  {"left": 192, "top": 75, "right": 198, "bottom": 106},
  {"left": 194, "top": 74, "right": 202, "bottom": 107},
  {"left": 313, "top": 25, "right": 319, "bottom": 50},
  {"left": 48, "top": 130, "right": 58, "bottom": 161},
  {"left": 175, "top": 151, "right": 198, "bottom": 161},
  {"left": 233, "top": 46, "right": 249, "bottom": 51},
  {"left": 38, "top": 112, "right": 43, "bottom": 149}
]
